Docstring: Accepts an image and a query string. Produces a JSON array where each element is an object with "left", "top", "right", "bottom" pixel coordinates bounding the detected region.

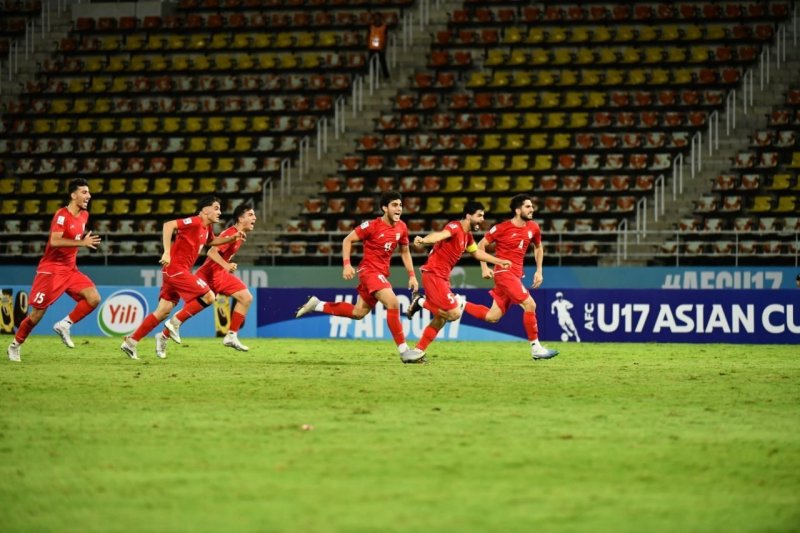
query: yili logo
[{"left": 97, "top": 290, "right": 149, "bottom": 337}]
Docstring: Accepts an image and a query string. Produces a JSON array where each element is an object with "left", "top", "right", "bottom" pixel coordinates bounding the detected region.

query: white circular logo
[{"left": 97, "top": 290, "right": 149, "bottom": 337}]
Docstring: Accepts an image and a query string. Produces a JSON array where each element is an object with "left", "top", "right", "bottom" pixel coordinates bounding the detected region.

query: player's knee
[
  {"left": 239, "top": 291, "right": 253, "bottom": 306},
  {"left": 352, "top": 309, "right": 369, "bottom": 319},
  {"left": 200, "top": 292, "right": 216, "bottom": 305},
  {"left": 444, "top": 309, "right": 461, "bottom": 322},
  {"left": 485, "top": 314, "right": 501, "bottom": 323},
  {"left": 85, "top": 293, "right": 101, "bottom": 308}
]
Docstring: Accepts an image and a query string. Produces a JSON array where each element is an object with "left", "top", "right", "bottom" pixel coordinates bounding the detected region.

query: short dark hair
[
  {"left": 510, "top": 194, "right": 531, "bottom": 215},
  {"left": 197, "top": 195, "right": 221, "bottom": 212},
  {"left": 232, "top": 203, "right": 254, "bottom": 221},
  {"left": 463, "top": 201, "right": 485, "bottom": 217},
  {"left": 68, "top": 178, "right": 89, "bottom": 194},
  {"left": 379, "top": 191, "right": 401, "bottom": 208}
]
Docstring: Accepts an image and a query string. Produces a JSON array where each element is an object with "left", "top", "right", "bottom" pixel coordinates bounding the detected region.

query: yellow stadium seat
[
  {"left": 110, "top": 199, "right": 130, "bottom": 215},
  {"left": 480, "top": 134, "right": 501, "bottom": 150},
  {"left": 441, "top": 176, "right": 464, "bottom": 193},
  {"left": 504, "top": 27, "right": 523, "bottom": 44},
  {"left": 155, "top": 199, "right": 175, "bottom": 214},
  {"left": 445, "top": 196, "right": 468, "bottom": 214},
  {"left": 296, "top": 32, "right": 314, "bottom": 47},
  {"left": 227, "top": 117, "right": 245, "bottom": 132},
  {"left": 788, "top": 152, "right": 800, "bottom": 168},
  {"left": 644, "top": 47, "right": 664, "bottom": 64},
  {"left": 485, "top": 155, "right": 506, "bottom": 171},
  {"left": 214, "top": 54, "right": 233, "bottom": 70},
  {"left": 558, "top": 70, "right": 578, "bottom": 86},
  {"left": 533, "top": 155, "right": 553, "bottom": 170},
  {"left": 251, "top": 33, "right": 271, "bottom": 47},
  {"left": 529, "top": 133, "right": 547, "bottom": 149},
  {"left": 462, "top": 156, "right": 483, "bottom": 171},
  {"left": 45, "top": 199, "right": 61, "bottom": 212},
  {"left": 197, "top": 178, "right": 217, "bottom": 193},
  {"left": 258, "top": 53, "right": 277, "bottom": 68},
  {"left": 184, "top": 117, "right": 203, "bottom": 132},
  {"left": 465, "top": 176, "right": 487, "bottom": 192},
  {"left": 126, "top": 35, "right": 144, "bottom": 50},
  {"left": 639, "top": 27, "right": 657, "bottom": 41},
  {"left": 705, "top": 25, "right": 726, "bottom": 39},
  {"left": 504, "top": 134, "right": 525, "bottom": 149},
  {"left": 179, "top": 198, "right": 198, "bottom": 212},
  {"left": 193, "top": 158, "right": 212, "bottom": 172},
  {"left": 574, "top": 48, "right": 594, "bottom": 65},
  {"left": 145, "top": 35, "right": 164, "bottom": 50},
  {"left": 571, "top": 27, "right": 591, "bottom": 43},
  {"left": 203, "top": 136, "right": 228, "bottom": 152},
  {"left": 499, "top": 114, "right": 519, "bottom": 129},
  {"left": 551, "top": 134, "right": 571, "bottom": 149},
  {"left": 139, "top": 117, "right": 160, "bottom": 133},
  {"left": 1, "top": 199, "right": 19, "bottom": 215},
  {"left": 130, "top": 178, "right": 148, "bottom": 194},
  {"left": 40, "top": 179, "right": 60, "bottom": 194},
  {"left": 509, "top": 155, "right": 529, "bottom": 170},
  {"left": 149, "top": 56, "right": 168, "bottom": 71},
  {"left": 192, "top": 56, "right": 211, "bottom": 70},
  {"left": 592, "top": 26, "right": 612, "bottom": 42},
  {"left": 109, "top": 78, "right": 128, "bottom": 92},
  {"left": 171, "top": 158, "right": 190, "bottom": 173},
  {"left": 422, "top": 196, "right": 445, "bottom": 214},
  {"left": 518, "top": 92, "right": 537, "bottom": 108},
  {"left": 119, "top": 118, "right": 136, "bottom": 133},
  {"left": 489, "top": 71, "right": 511, "bottom": 87},
  {"left": 683, "top": 25, "right": 702, "bottom": 40},
  {"left": 97, "top": 118, "right": 115, "bottom": 133},
  {"left": 232, "top": 137, "right": 251, "bottom": 151},
  {"left": 767, "top": 174, "right": 791, "bottom": 190},
  {"left": 540, "top": 92, "right": 560, "bottom": 108},
  {"left": 552, "top": 49, "right": 572, "bottom": 65},
  {"left": 84, "top": 57, "right": 104, "bottom": 72},
  {"left": 534, "top": 71, "right": 556, "bottom": 86},
  {"left": 76, "top": 118, "right": 93, "bottom": 133},
  {"left": 523, "top": 113, "right": 542, "bottom": 128},
  {"left": 163, "top": 117, "right": 181, "bottom": 133},
  {"left": 189, "top": 138, "right": 208, "bottom": 152},
  {"left": 175, "top": 178, "right": 194, "bottom": 193},
  {"left": 317, "top": 31, "right": 337, "bottom": 47},
  {"left": 526, "top": 28, "right": 546, "bottom": 44},
  {"left": 236, "top": 54, "right": 254, "bottom": 69},
  {"left": 569, "top": 113, "right": 589, "bottom": 127},
  {"left": 101, "top": 36, "right": 121, "bottom": 51},
  {"left": 87, "top": 179, "right": 105, "bottom": 193},
  {"left": 670, "top": 69, "right": 691, "bottom": 84},
  {"left": 167, "top": 35, "right": 186, "bottom": 50},
  {"left": 128, "top": 56, "right": 147, "bottom": 71},
  {"left": 749, "top": 196, "right": 773, "bottom": 212},
  {"left": 580, "top": 70, "right": 602, "bottom": 86},
  {"left": 615, "top": 26, "right": 636, "bottom": 42},
  {"left": 279, "top": 54, "right": 299, "bottom": 69},
  {"left": 215, "top": 158, "right": 235, "bottom": 172},
  {"left": 489, "top": 176, "right": 511, "bottom": 192},
  {"left": 628, "top": 70, "right": 648, "bottom": 85},
  {"left": 466, "top": 72, "right": 487, "bottom": 88},
  {"left": 134, "top": 199, "right": 153, "bottom": 214},
  {"left": 301, "top": 53, "right": 320, "bottom": 68},
  {"left": 153, "top": 177, "right": 172, "bottom": 193},
  {"left": 251, "top": 116, "right": 269, "bottom": 131},
  {"left": 530, "top": 49, "right": 549, "bottom": 65},
  {"left": 485, "top": 49, "right": 505, "bottom": 66},
  {"left": 774, "top": 196, "right": 797, "bottom": 212},
  {"left": 0, "top": 179, "right": 15, "bottom": 194},
  {"left": 604, "top": 70, "right": 624, "bottom": 85},
  {"left": 511, "top": 71, "right": 532, "bottom": 87},
  {"left": 94, "top": 98, "right": 111, "bottom": 113},
  {"left": 19, "top": 180, "right": 37, "bottom": 193},
  {"left": 54, "top": 119, "right": 72, "bottom": 133},
  {"left": 107, "top": 179, "right": 126, "bottom": 194},
  {"left": 90, "top": 199, "right": 107, "bottom": 214},
  {"left": 512, "top": 176, "right": 535, "bottom": 191},
  {"left": 565, "top": 92, "right": 585, "bottom": 107},
  {"left": 507, "top": 49, "right": 528, "bottom": 66},
  {"left": 495, "top": 197, "right": 512, "bottom": 213},
  {"left": 544, "top": 113, "right": 565, "bottom": 128}
]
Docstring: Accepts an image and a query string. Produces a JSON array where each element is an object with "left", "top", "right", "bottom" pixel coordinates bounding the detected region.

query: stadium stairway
[
  {"left": 257, "top": 0, "right": 464, "bottom": 242},
  {"left": 620, "top": 34, "right": 800, "bottom": 265}
]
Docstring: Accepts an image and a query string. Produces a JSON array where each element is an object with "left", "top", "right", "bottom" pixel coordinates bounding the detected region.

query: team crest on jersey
[{"left": 528, "top": 231, "right": 533, "bottom": 239}]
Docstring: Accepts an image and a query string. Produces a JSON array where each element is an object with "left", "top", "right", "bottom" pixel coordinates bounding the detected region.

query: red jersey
[
  {"left": 484, "top": 219, "right": 542, "bottom": 278},
  {"left": 196, "top": 226, "right": 241, "bottom": 277},
  {"left": 37, "top": 207, "right": 89, "bottom": 272},
  {"left": 421, "top": 220, "right": 476, "bottom": 278},
  {"left": 164, "top": 216, "right": 214, "bottom": 276},
  {"left": 354, "top": 216, "right": 409, "bottom": 277}
]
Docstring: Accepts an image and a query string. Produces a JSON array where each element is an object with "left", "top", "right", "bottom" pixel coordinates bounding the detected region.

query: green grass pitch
[{"left": 1, "top": 337, "right": 798, "bottom": 532}]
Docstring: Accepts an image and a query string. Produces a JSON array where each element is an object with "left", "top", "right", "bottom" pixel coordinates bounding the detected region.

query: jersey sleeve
[
  {"left": 176, "top": 215, "right": 200, "bottom": 228},
  {"left": 50, "top": 211, "right": 68, "bottom": 233},
  {"left": 354, "top": 219, "right": 372, "bottom": 240},
  {"left": 484, "top": 224, "right": 498, "bottom": 244}
]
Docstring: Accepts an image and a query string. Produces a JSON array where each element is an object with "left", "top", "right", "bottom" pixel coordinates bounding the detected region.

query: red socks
[
  {"left": 229, "top": 311, "right": 245, "bottom": 333},
  {"left": 523, "top": 311, "right": 538, "bottom": 342},
  {"left": 417, "top": 324, "right": 442, "bottom": 351},
  {"left": 68, "top": 299, "right": 96, "bottom": 323},
  {"left": 14, "top": 316, "right": 35, "bottom": 344},
  {"left": 386, "top": 308, "right": 405, "bottom": 345},
  {"left": 131, "top": 314, "right": 162, "bottom": 342},
  {"left": 463, "top": 302, "right": 489, "bottom": 321},
  {"left": 323, "top": 301, "right": 355, "bottom": 317}
]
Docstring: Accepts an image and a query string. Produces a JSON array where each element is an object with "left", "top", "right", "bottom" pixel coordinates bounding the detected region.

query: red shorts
[
  {"left": 489, "top": 273, "right": 530, "bottom": 314},
  {"left": 197, "top": 268, "right": 247, "bottom": 296},
  {"left": 421, "top": 271, "right": 458, "bottom": 312},
  {"left": 159, "top": 271, "right": 212, "bottom": 305},
  {"left": 29, "top": 269, "right": 95, "bottom": 309},
  {"left": 356, "top": 269, "right": 393, "bottom": 309}
]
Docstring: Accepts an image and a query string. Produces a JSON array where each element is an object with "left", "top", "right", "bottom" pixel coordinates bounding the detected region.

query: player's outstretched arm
[
  {"left": 341, "top": 231, "right": 360, "bottom": 280},
  {"left": 207, "top": 247, "right": 236, "bottom": 272},
  {"left": 160, "top": 220, "right": 178, "bottom": 266},
  {"left": 413, "top": 229, "right": 452, "bottom": 248},
  {"left": 471, "top": 248, "right": 511, "bottom": 269},
  {"left": 49, "top": 230, "right": 101, "bottom": 249},
  {"left": 209, "top": 230, "right": 245, "bottom": 247}
]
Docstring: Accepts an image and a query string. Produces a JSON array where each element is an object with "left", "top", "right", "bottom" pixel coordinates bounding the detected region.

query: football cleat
[
  {"left": 164, "top": 320, "right": 182, "bottom": 344},
  {"left": 295, "top": 296, "right": 320, "bottom": 318},
  {"left": 531, "top": 345, "right": 559, "bottom": 360},
  {"left": 120, "top": 337, "right": 138, "bottom": 360},
  {"left": 400, "top": 348, "right": 426, "bottom": 364},
  {"left": 7, "top": 342, "right": 21, "bottom": 362},
  {"left": 406, "top": 291, "right": 423, "bottom": 319},
  {"left": 223, "top": 331, "right": 249, "bottom": 352},
  {"left": 53, "top": 320, "right": 75, "bottom": 348},
  {"left": 155, "top": 332, "right": 168, "bottom": 359}
]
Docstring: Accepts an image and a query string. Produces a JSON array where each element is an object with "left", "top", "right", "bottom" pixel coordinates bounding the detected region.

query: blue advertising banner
[
  {"left": 258, "top": 288, "right": 799, "bottom": 344},
  {"left": 0, "top": 286, "right": 256, "bottom": 339}
]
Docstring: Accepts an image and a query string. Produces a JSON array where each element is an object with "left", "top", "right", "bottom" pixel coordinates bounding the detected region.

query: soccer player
[
  {"left": 157, "top": 203, "right": 256, "bottom": 356},
  {"left": 453, "top": 194, "right": 558, "bottom": 359},
  {"left": 7, "top": 178, "right": 102, "bottom": 362},
  {"left": 295, "top": 191, "right": 425, "bottom": 364},
  {"left": 406, "top": 201, "right": 511, "bottom": 356},
  {"left": 120, "top": 196, "right": 244, "bottom": 360}
]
